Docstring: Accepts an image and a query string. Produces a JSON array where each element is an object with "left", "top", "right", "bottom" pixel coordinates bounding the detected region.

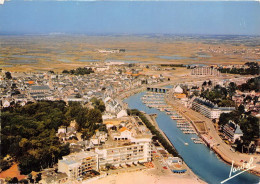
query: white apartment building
[
  {"left": 95, "top": 137, "right": 153, "bottom": 169},
  {"left": 58, "top": 138, "right": 152, "bottom": 178},
  {"left": 191, "top": 97, "right": 235, "bottom": 119},
  {"left": 191, "top": 67, "right": 220, "bottom": 76},
  {"left": 58, "top": 151, "right": 98, "bottom": 180}
]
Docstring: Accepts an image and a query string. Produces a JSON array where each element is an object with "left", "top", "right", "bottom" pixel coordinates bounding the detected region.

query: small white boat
[{"left": 184, "top": 143, "right": 189, "bottom": 146}]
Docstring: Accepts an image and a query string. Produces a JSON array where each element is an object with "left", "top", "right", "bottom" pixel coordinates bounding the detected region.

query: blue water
[
  {"left": 78, "top": 59, "right": 100, "bottom": 62},
  {"left": 58, "top": 59, "right": 71, "bottom": 63},
  {"left": 158, "top": 55, "right": 197, "bottom": 60},
  {"left": 7, "top": 59, "right": 37, "bottom": 64},
  {"left": 105, "top": 59, "right": 140, "bottom": 63},
  {"left": 0, "top": 65, "right": 13, "bottom": 67},
  {"left": 11, "top": 55, "right": 45, "bottom": 59},
  {"left": 197, "top": 54, "right": 212, "bottom": 58},
  {"left": 124, "top": 92, "right": 260, "bottom": 184},
  {"left": 125, "top": 55, "right": 147, "bottom": 59}
]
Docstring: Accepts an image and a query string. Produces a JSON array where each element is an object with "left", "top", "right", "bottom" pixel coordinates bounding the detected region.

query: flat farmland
[{"left": 0, "top": 35, "right": 259, "bottom": 72}]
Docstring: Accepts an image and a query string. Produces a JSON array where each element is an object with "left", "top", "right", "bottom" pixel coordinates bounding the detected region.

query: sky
[{"left": 0, "top": 1, "right": 259, "bottom": 35}]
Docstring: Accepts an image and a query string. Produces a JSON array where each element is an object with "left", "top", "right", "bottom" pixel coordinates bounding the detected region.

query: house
[
  {"left": 117, "top": 109, "right": 128, "bottom": 118},
  {"left": 222, "top": 121, "right": 243, "bottom": 143},
  {"left": 30, "top": 85, "right": 50, "bottom": 93},
  {"left": 2, "top": 100, "right": 10, "bottom": 108},
  {"left": 104, "top": 97, "right": 122, "bottom": 114},
  {"left": 174, "top": 85, "right": 183, "bottom": 94},
  {"left": 112, "top": 127, "right": 132, "bottom": 141}
]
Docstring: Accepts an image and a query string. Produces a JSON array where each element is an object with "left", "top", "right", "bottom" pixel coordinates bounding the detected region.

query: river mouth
[{"left": 124, "top": 91, "right": 260, "bottom": 184}]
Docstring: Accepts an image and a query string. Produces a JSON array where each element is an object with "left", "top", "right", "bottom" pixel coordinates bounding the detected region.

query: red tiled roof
[{"left": 0, "top": 163, "right": 26, "bottom": 180}]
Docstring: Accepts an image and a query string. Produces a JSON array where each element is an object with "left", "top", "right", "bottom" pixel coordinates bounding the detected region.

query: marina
[
  {"left": 142, "top": 93, "right": 197, "bottom": 135},
  {"left": 125, "top": 91, "right": 260, "bottom": 184}
]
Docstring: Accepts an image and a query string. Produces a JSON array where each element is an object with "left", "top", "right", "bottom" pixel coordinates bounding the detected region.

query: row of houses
[{"left": 1, "top": 65, "right": 162, "bottom": 108}]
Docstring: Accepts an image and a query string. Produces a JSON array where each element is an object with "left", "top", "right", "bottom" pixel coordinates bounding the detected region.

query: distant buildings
[
  {"left": 98, "top": 49, "right": 125, "bottom": 54},
  {"left": 191, "top": 67, "right": 220, "bottom": 76},
  {"left": 1, "top": 64, "right": 161, "bottom": 109}
]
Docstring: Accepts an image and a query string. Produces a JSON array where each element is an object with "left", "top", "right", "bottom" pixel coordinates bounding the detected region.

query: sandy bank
[{"left": 86, "top": 169, "right": 204, "bottom": 184}]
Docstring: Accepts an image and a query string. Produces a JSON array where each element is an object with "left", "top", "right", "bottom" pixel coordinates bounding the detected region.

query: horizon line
[{"left": 0, "top": 33, "right": 260, "bottom": 37}]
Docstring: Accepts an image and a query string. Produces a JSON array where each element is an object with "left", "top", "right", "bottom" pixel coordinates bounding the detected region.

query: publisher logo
[{"left": 221, "top": 157, "right": 256, "bottom": 184}]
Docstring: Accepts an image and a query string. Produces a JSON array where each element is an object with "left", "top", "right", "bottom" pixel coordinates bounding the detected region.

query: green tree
[
  {"left": 7, "top": 177, "right": 18, "bottom": 184},
  {"left": 86, "top": 109, "right": 103, "bottom": 127},
  {"left": 5, "top": 72, "right": 12, "bottom": 79},
  {"left": 238, "top": 105, "right": 245, "bottom": 114}
]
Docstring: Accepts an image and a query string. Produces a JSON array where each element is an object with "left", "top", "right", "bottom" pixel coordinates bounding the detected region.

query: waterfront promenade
[{"left": 166, "top": 97, "right": 260, "bottom": 176}]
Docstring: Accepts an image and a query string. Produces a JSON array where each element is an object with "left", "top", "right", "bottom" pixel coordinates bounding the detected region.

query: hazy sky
[{"left": 0, "top": 1, "right": 259, "bottom": 35}]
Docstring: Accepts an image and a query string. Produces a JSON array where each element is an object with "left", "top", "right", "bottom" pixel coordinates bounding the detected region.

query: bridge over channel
[{"left": 146, "top": 87, "right": 170, "bottom": 93}]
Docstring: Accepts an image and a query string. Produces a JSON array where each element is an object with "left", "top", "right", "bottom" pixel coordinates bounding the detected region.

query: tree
[
  {"left": 91, "top": 97, "right": 106, "bottom": 113},
  {"left": 1, "top": 101, "right": 71, "bottom": 174},
  {"left": 218, "top": 99, "right": 235, "bottom": 107},
  {"left": 19, "top": 179, "right": 29, "bottom": 184},
  {"left": 238, "top": 105, "right": 245, "bottom": 114},
  {"left": 7, "top": 177, "right": 18, "bottom": 184},
  {"left": 62, "top": 70, "right": 69, "bottom": 74},
  {"left": 193, "top": 91, "right": 199, "bottom": 96},
  {"left": 5, "top": 72, "right": 12, "bottom": 79},
  {"left": 86, "top": 109, "right": 102, "bottom": 127},
  {"left": 35, "top": 173, "right": 42, "bottom": 183},
  {"left": 244, "top": 95, "right": 252, "bottom": 103},
  {"left": 0, "top": 159, "right": 11, "bottom": 172},
  {"left": 105, "top": 163, "right": 113, "bottom": 170},
  {"left": 75, "top": 108, "right": 88, "bottom": 131},
  {"left": 75, "top": 93, "right": 82, "bottom": 98},
  {"left": 228, "top": 82, "right": 237, "bottom": 96},
  {"left": 218, "top": 113, "right": 231, "bottom": 126}
]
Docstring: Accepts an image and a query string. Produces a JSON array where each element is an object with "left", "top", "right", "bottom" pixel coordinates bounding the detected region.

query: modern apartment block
[
  {"left": 58, "top": 115, "right": 154, "bottom": 180},
  {"left": 191, "top": 97, "right": 235, "bottom": 119},
  {"left": 58, "top": 138, "right": 152, "bottom": 179},
  {"left": 191, "top": 67, "right": 220, "bottom": 76},
  {"left": 58, "top": 151, "right": 98, "bottom": 180},
  {"left": 96, "top": 137, "right": 153, "bottom": 169}
]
